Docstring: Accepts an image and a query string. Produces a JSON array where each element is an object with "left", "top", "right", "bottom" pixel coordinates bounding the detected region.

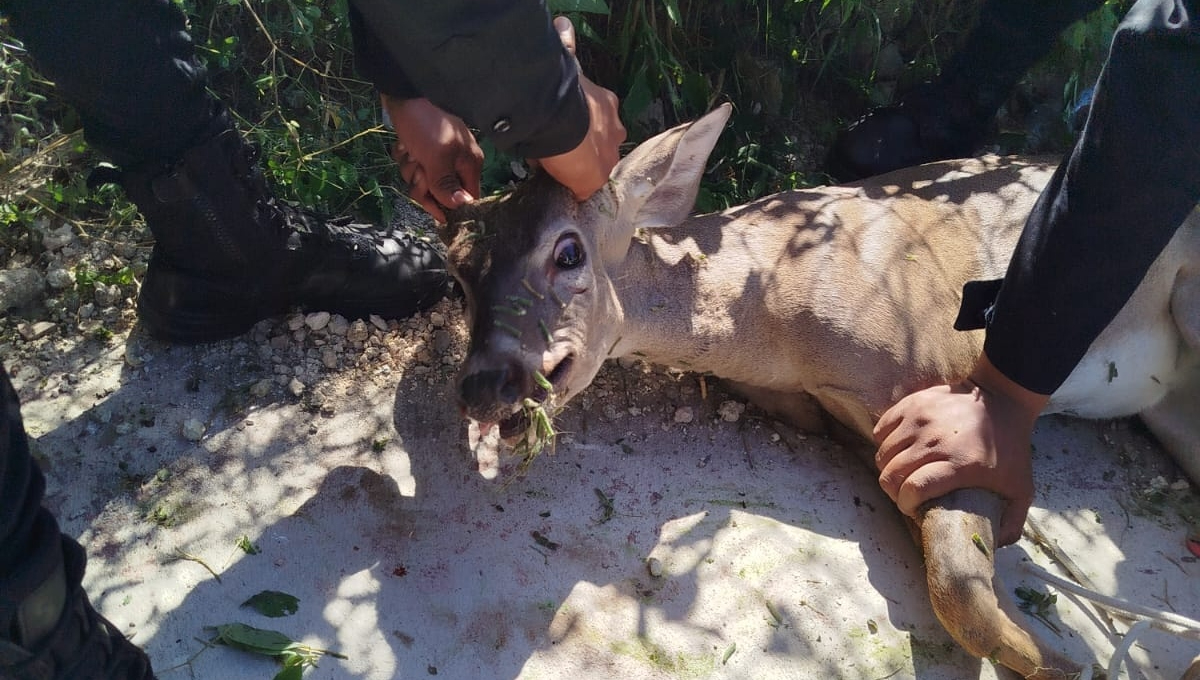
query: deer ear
[{"left": 599, "top": 103, "right": 732, "bottom": 262}]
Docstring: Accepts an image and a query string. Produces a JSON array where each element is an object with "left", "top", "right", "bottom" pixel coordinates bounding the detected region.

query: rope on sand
[{"left": 1021, "top": 561, "right": 1200, "bottom": 678}]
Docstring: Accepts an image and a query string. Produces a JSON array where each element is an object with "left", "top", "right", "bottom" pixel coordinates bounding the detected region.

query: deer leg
[
  {"left": 920, "top": 489, "right": 1082, "bottom": 679},
  {"left": 1139, "top": 365, "right": 1200, "bottom": 485},
  {"left": 1183, "top": 655, "right": 1200, "bottom": 680},
  {"left": 726, "top": 383, "right": 831, "bottom": 436}
]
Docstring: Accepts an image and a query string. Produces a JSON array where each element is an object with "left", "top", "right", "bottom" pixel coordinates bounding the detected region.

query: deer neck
[{"left": 606, "top": 217, "right": 774, "bottom": 384}]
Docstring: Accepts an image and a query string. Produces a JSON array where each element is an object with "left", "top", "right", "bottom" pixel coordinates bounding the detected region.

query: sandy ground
[{"left": 6, "top": 297, "right": 1199, "bottom": 680}]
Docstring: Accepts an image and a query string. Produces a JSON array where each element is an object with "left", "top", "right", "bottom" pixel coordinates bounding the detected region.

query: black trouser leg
[
  {"left": 829, "top": 0, "right": 1104, "bottom": 180},
  {"left": 0, "top": 363, "right": 64, "bottom": 648},
  {"left": 0, "top": 366, "right": 157, "bottom": 679},
  {"left": 985, "top": 0, "right": 1200, "bottom": 394},
  {"left": 936, "top": 0, "right": 1105, "bottom": 136},
  {"left": 0, "top": 0, "right": 217, "bottom": 166}
]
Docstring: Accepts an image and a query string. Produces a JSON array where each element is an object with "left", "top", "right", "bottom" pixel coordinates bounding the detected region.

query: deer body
[
  {"left": 608, "top": 158, "right": 1045, "bottom": 437},
  {"left": 443, "top": 105, "right": 1200, "bottom": 678}
]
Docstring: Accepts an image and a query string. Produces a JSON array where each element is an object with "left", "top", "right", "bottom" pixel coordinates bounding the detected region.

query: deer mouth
[
  {"left": 497, "top": 411, "right": 529, "bottom": 440},
  {"left": 492, "top": 354, "right": 574, "bottom": 441},
  {"left": 543, "top": 354, "right": 574, "bottom": 395}
]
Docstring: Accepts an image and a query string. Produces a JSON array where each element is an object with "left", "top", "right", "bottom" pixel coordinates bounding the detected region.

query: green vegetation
[{"left": 2, "top": 0, "right": 1128, "bottom": 254}]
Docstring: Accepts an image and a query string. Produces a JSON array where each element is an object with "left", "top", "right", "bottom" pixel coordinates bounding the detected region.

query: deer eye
[{"left": 553, "top": 234, "right": 586, "bottom": 270}]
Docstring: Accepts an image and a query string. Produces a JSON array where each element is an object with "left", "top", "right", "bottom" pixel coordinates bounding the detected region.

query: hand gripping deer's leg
[{"left": 920, "top": 489, "right": 1081, "bottom": 679}]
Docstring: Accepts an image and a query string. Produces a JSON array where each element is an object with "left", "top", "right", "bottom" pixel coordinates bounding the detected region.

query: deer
[{"left": 437, "top": 103, "right": 1200, "bottom": 679}]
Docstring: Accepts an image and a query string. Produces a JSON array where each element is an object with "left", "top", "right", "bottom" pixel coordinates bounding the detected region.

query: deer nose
[{"left": 459, "top": 361, "right": 529, "bottom": 416}]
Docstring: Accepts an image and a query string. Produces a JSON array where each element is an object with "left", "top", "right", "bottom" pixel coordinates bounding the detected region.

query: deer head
[{"left": 440, "top": 104, "right": 733, "bottom": 438}]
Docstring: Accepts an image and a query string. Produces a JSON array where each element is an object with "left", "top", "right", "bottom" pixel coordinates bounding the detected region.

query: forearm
[{"left": 348, "top": 0, "right": 589, "bottom": 157}]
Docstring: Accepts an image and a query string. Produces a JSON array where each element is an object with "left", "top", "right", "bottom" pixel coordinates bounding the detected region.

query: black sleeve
[
  {"left": 348, "top": 5, "right": 420, "bottom": 100},
  {"left": 973, "top": 0, "right": 1200, "bottom": 395},
  {"left": 347, "top": 0, "right": 590, "bottom": 158}
]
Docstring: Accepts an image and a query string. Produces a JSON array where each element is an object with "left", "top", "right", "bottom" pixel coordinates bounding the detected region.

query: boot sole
[{"left": 137, "top": 263, "right": 278, "bottom": 344}]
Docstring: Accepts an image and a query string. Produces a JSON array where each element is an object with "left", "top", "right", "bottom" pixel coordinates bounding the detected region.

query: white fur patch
[{"left": 1050, "top": 327, "right": 1186, "bottom": 418}]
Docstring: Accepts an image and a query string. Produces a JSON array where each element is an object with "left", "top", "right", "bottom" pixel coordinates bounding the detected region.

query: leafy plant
[
  {"left": 237, "top": 534, "right": 262, "bottom": 555},
  {"left": 1054, "top": 0, "right": 1131, "bottom": 117},
  {"left": 241, "top": 590, "right": 301, "bottom": 618},
  {"left": 1015, "top": 585, "right": 1061, "bottom": 635},
  {"left": 210, "top": 622, "right": 346, "bottom": 680}
]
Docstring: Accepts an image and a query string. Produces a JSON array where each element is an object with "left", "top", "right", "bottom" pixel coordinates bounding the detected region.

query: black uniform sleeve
[
  {"left": 347, "top": 0, "right": 590, "bottom": 158},
  {"left": 348, "top": 5, "right": 420, "bottom": 100},
  {"left": 959, "top": 0, "right": 1200, "bottom": 395}
]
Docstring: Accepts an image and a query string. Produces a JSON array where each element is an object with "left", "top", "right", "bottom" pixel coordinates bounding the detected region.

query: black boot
[
  {"left": 110, "top": 111, "right": 449, "bottom": 344},
  {"left": 828, "top": 0, "right": 1104, "bottom": 182},
  {"left": 1, "top": 541, "right": 156, "bottom": 680}
]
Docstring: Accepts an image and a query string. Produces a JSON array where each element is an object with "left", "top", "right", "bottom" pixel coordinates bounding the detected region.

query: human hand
[
  {"left": 873, "top": 354, "right": 1050, "bottom": 546},
  {"left": 532, "top": 16, "right": 626, "bottom": 202},
  {"left": 383, "top": 95, "right": 484, "bottom": 223}
]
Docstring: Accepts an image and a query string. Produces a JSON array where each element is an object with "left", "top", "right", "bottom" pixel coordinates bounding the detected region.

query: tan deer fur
[{"left": 441, "top": 104, "right": 1200, "bottom": 678}]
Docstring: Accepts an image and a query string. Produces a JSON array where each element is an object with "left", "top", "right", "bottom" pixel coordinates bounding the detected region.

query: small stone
[
  {"left": 673, "top": 407, "right": 694, "bottom": 424},
  {"left": 269, "top": 334, "right": 290, "bottom": 350},
  {"left": 182, "top": 419, "right": 206, "bottom": 441},
  {"left": 286, "top": 313, "right": 306, "bottom": 331},
  {"left": 114, "top": 241, "right": 137, "bottom": 258},
  {"left": 288, "top": 378, "right": 306, "bottom": 397},
  {"left": 347, "top": 319, "right": 369, "bottom": 343},
  {"left": 41, "top": 225, "right": 76, "bottom": 252},
  {"left": 369, "top": 314, "right": 389, "bottom": 332},
  {"left": 0, "top": 268, "right": 45, "bottom": 309},
  {"left": 124, "top": 343, "right": 147, "bottom": 368},
  {"left": 433, "top": 330, "right": 452, "bottom": 354},
  {"left": 78, "top": 303, "right": 95, "bottom": 319},
  {"left": 718, "top": 400, "right": 745, "bottom": 422},
  {"left": 646, "top": 557, "right": 664, "bottom": 578},
  {"left": 93, "top": 282, "right": 119, "bottom": 307},
  {"left": 429, "top": 312, "right": 446, "bottom": 328},
  {"left": 250, "top": 379, "right": 273, "bottom": 397},
  {"left": 305, "top": 311, "right": 331, "bottom": 331},
  {"left": 321, "top": 350, "right": 338, "bottom": 369},
  {"left": 328, "top": 315, "right": 350, "bottom": 336},
  {"left": 45, "top": 268, "right": 74, "bottom": 291},
  {"left": 17, "top": 321, "right": 57, "bottom": 341}
]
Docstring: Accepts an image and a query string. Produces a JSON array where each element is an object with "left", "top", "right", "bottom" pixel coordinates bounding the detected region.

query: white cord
[
  {"left": 1020, "top": 561, "right": 1200, "bottom": 678},
  {"left": 1108, "top": 619, "right": 1153, "bottom": 679},
  {"left": 1021, "top": 562, "right": 1200, "bottom": 639}
]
